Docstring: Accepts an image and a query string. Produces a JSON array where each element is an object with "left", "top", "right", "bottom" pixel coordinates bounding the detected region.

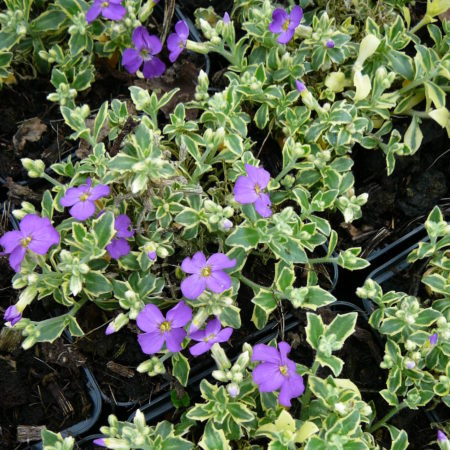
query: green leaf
[
  {"left": 327, "top": 312, "right": 357, "bottom": 348},
  {"left": 31, "top": 10, "right": 67, "bottom": 32},
  {"left": 93, "top": 101, "right": 108, "bottom": 142},
  {"left": 84, "top": 272, "right": 112, "bottom": 295},
  {"left": 424, "top": 81, "right": 446, "bottom": 110},
  {"left": 226, "top": 225, "right": 260, "bottom": 250},
  {"left": 255, "top": 103, "right": 269, "bottom": 129},
  {"left": 387, "top": 50, "right": 414, "bottom": 79},
  {"left": 172, "top": 353, "right": 190, "bottom": 387},
  {"left": 227, "top": 402, "right": 255, "bottom": 423},
  {"left": 404, "top": 115, "right": 422, "bottom": 153},
  {"left": 92, "top": 210, "right": 115, "bottom": 249},
  {"left": 199, "top": 422, "right": 231, "bottom": 450},
  {"left": 41, "top": 190, "right": 54, "bottom": 219},
  {"left": 306, "top": 313, "right": 325, "bottom": 350}
]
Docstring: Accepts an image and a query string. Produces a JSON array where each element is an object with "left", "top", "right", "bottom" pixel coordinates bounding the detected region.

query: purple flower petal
[
  {"left": 106, "top": 237, "right": 130, "bottom": 259},
  {"left": 133, "top": 26, "right": 151, "bottom": 51},
  {"left": 246, "top": 164, "right": 270, "bottom": 189},
  {"left": 19, "top": 214, "right": 51, "bottom": 234},
  {"left": 93, "top": 438, "right": 106, "bottom": 447},
  {"left": 189, "top": 328, "right": 206, "bottom": 341},
  {"left": 288, "top": 5, "right": 303, "bottom": 29},
  {"left": 207, "top": 253, "right": 236, "bottom": 271},
  {"left": 233, "top": 176, "right": 259, "bottom": 204},
  {"left": 69, "top": 201, "right": 96, "bottom": 221},
  {"left": 166, "top": 301, "right": 192, "bottom": 328},
  {"left": 138, "top": 331, "right": 165, "bottom": 354},
  {"left": 181, "top": 252, "right": 206, "bottom": 274},
  {"left": 4, "top": 305, "right": 21, "bottom": 326},
  {"left": 269, "top": 8, "right": 288, "bottom": 34},
  {"left": 296, "top": 80, "right": 306, "bottom": 92},
  {"left": 102, "top": 3, "right": 126, "bottom": 20},
  {"left": 115, "top": 214, "right": 134, "bottom": 238},
  {"left": 326, "top": 39, "right": 335, "bottom": 48},
  {"left": 147, "top": 251, "right": 157, "bottom": 261},
  {"left": 205, "top": 270, "right": 232, "bottom": 293},
  {"left": 252, "top": 362, "right": 285, "bottom": 392},
  {"left": 86, "top": 3, "right": 101, "bottom": 23},
  {"left": 429, "top": 333, "right": 438, "bottom": 346},
  {"left": 278, "top": 373, "right": 304, "bottom": 407},
  {"left": 167, "top": 34, "right": 184, "bottom": 62},
  {"left": 9, "top": 245, "right": 26, "bottom": 272},
  {"left": 254, "top": 193, "right": 272, "bottom": 217},
  {"left": 136, "top": 304, "right": 165, "bottom": 333},
  {"left": 60, "top": 186, "right": 84, "bottom": 207},
  {"left": 146, "top": 35, "right": 163, "bottom": 55},
  {"left": 142, "top": 57, "right": 166, "bottom": 79},
  {"left": 214, "top": 327, "right": 233, "bottom": 343},
  {"left": 27, "top": 227, "right": 59, "bottom": 254},
  {"left": 223, "top": 12, "right": 230, "bottom": 24},
  {"left": 252, "top": 343, "right": 281, "bottom": 363},
  {"left": 278, "top": 341, "right": 291, "bottom": 363},
  {"left": 175, "top": 20, "right": 189, "bottom": 40},
  {"left": 181, "top": 274, "right": 206, "bottom": 299},
  {"left": 437, "top": 430, "right": 447, "bottom": 441},
  {"left": 189, "top": 341, "right": 212, "bottom": 356},
  {"left": 105, "top": 323, "right": 115, "bottom": 335},
  {"left": 122, "top": 48, "right": 142, "bottom": 74},
  {"left": 165, "top": 327, "right": 186, "bottom": 352},
  {"left": 0, "top": 230, "right": 23, "bottom": 253},
  {"left": 277, "top": 28, "right": 295, "bottom": 44},
  {"left": 205, "top": 317, "right": 221, "bottom": 336},
  {"left": 89, "top": 184, "right": 110, "bottom": 201}
]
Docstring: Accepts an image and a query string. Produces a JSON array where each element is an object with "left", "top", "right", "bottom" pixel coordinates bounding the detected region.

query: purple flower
[
  {"left": 326, "top": 39, "right": 335, "bottom": 48},
  {"left": 0, "top": 214, "right": 60, "bottom": 272},
  {"left": 252, "top": 341, "right": 305, "bottom": 407},
  {"left": 4, "top": 305, "right": 21, "bottom": 326},
  {"left": 438, "top": 430, "right": 448, "bottom": 441},
  {"left": 269, "top": 6, "right": 303, "bottom": 44},
  {"left": 122, "top": 27, "right": 166, "bottom": 79},
  {"left": 86, "top": 0, "right": 126, "bottom": 23},
  {"left": 60, "top": 178, "right": 110, "bottom": 221},
  {"left": 296, "top": 80, "right": 306, "bottom": 92},
  {"left": 429, "top": 332, "right": 438, "bottom": 346},
  {"left": 106, "top": 214, "right": 134, "bottom": 259},
  {"left": 105, "top": 323, "right": 115, "bottom": 335},
  {"left": 223, "top": 12, "right": 231, "bottom": 24},
  {"left": 167, "top": 20, "right": 189, "bottom": 63},
  {"left": 233, "top": 163, "right": 272, "bottom": 218},
  {"left": 137, "top": 301, "right": 192, "bottom": 354},
  {"left": 189, "top": 318, "right": 233, "bottom": 356},
  {"left": 148, "top": 251, "right": 157, "bottom": 261},
  {"left": 406, "top": 360, "right": 415, "bottom": 369},
  {"left": 93, "top": 438, "right": 106, "bottom": 447},
  {"left": 180, "top": 252, "right": 236, "bottom": 300}
]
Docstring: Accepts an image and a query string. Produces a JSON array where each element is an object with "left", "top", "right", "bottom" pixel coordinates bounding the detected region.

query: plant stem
[
  {"left": 300, "top": 360, "right": 320, "bottom": 419},
  {"left": 410, "top": 16, "right": 431, "bottom": 34},
  {"left": 308, "top": 256, "right": 337, "bottom": 264},
  {"left": 238, "top": 274, "right": 264, "bottom": 292},
  {"left": 368, "top": 402, "right": 408, "bottom": 433},
  {"left": 68, "top": 297, "right": 87, "bottom": 316},
  {"left": 42, "top": 172, "right": 62, "bottom": 186}
]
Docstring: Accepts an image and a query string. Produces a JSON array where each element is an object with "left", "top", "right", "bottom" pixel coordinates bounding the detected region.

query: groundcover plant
[{"left": 0, "top": 0, "right": 449, "bottom": 448}]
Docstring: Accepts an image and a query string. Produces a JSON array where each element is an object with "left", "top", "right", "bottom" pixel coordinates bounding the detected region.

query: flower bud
[
  {"left": 227, "top": 382, "right": 239, "bottom": 398},
  {"left": 21, "top": 158, "right": 45, "bottom": 178},
  {"left": 211, "top": 343, "right": 231, "bottom": 370}
]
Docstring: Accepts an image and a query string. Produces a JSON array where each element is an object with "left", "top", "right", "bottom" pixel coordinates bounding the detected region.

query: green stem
[
  {"left": 238, "top": 274, "right": 264, "bottom": 292},
  {"left": 275, "top": 163, "right": 295, "bottom": 182},
  {"left": 403, "top": 110, "right": 430, "bottom": 119},
  {"left": 368, "top": 402, "right": 408, "bottom": 433},
  {"left": 42, "top": 172, "right": 62, "bottom": 186},
  {"left": 410, "top": 15, "right": 432, "bottom": 34},
  {"left": 300, "top": 360, "right": 320, "bottom": 420},
  {"left": 68, "top": 297, "right": 87, "bottom": 317},
  {"left": 308, "top": 256, "right": 338, "bottom": 264}
]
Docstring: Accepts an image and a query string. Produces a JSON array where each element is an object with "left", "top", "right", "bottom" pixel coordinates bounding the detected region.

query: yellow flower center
[
  {"left": 204, "top": 333, "right": 216, "bottom": 342},
  {"left": 160, "top": 321, "right": 172, "bottom": 333},
  {"left": 279, "top": 365, "right": 288, "bottom": 376},
  {"left": 254, "top": 184, "right": 261, "bottom": 195},
  {"left": 101, "top": 1, "right": 109, "bottom": 7},
  {"left": 201, "top": 265, "right": 212, "bottom": 277},
  {"left": 282, "top": 19, "right": 290, "bottom": 31},
  {"left": 79, "top": 193, "right": 89, "bottom": 202},
  {"left": 21, "top": 236, "right": 32, "bottom": 248}
]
